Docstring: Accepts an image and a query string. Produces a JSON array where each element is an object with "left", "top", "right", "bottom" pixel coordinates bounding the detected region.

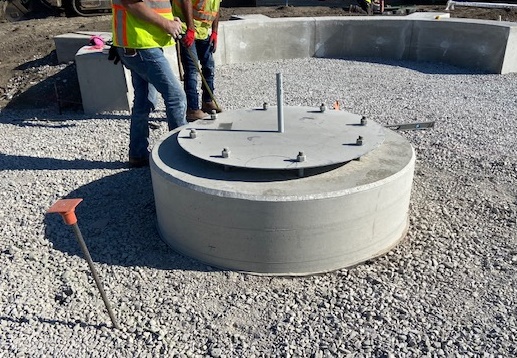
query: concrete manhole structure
[{"left": 150, "top": 75, "right": 415, "bottom": 275}]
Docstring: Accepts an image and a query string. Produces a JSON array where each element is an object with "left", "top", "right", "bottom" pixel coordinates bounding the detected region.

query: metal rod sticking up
[
  {"left": 47, "top": 199, "right": 120, "bottom": 330},
  {"left": 276, "top": 73, "right": 285, "bottom": 133}
]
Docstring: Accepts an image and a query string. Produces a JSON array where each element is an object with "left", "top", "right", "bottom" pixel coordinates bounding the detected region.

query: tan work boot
[
  {"left": 186, "top": 109, "right": 208, "bottom": 122},
  {"left": 202, "top": 101, "right": 222, "bottom": 114}
]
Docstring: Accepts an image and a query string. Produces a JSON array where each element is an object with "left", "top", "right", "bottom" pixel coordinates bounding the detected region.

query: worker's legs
[
  {"left": 179, "top": 42, "right": 201, "bottom": 111},
  {"left": 195, "top": 38, "right": 215, "bottom": 104},
  {"left": 127, "top": 73, "right": 153, "bottom": 159},
  {"left": 120, "top": 47, "right": 187, "bottom": 131}
]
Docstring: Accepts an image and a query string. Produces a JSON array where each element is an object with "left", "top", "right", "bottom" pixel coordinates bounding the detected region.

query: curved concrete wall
[
  {"left": 72, "top": 13, "right": 517, "bottom": 113},
  {"left": 214, "top": 15, "right": 517, "bottom": 74}
]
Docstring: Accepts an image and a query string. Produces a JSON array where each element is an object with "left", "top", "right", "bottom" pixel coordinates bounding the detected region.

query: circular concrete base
[{"left": 150, "top": 112, "right": 415, "bottom": 276}]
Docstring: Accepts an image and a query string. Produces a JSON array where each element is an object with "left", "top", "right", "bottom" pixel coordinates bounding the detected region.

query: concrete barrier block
[
  {"left": 54, "top": 32, "right": 111, "bottom": 63},
  {"left": 76, "top": 44, "right": 181, "bottom": 114},
  {"left": 76, "top": 46, "right": 132, "bottom": 114}
]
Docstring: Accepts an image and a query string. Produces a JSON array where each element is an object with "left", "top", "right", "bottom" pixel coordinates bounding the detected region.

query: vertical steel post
[
  {"left": 276, "top": 73, "right": 285, "bottom": 133},
  {"left": 71, "top": 223, "right": 120, "bottom": 329}
]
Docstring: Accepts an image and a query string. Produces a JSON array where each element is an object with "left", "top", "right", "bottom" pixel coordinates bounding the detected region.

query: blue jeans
[
  {"left": 179, "top": 38, "right": 215, "bottom": 110},
  {"left": 117, "top": 47, "right": 187, "bottom": 159}
]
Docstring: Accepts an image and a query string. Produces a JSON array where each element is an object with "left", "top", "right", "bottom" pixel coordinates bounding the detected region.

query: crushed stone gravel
[{"left": 0, "top": 57, "right": 516, "bottom": 357}]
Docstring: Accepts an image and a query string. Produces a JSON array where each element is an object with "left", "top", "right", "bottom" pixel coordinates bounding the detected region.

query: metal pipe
[
  {"left": 276, "top": 73, "right": 285, "bottom": 133},
  {"left": 446, "top": 1, "right": 517, "bottom": 11},
  {"left": 185, "top": 45, "right": 220, "bottom": 111},
  {"left": 71, "top": 223, "right": 120, "bottom": 329}
]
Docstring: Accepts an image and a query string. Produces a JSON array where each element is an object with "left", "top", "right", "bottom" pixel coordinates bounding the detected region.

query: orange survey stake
[
  {"left": 46, "top": 197, "right": 120, "bottom": 329},
  {"left": 47, "top": 198, "right": 83, "bottom": 225}
]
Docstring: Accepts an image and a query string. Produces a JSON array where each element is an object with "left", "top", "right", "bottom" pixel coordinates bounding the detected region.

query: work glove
[
  {"left": 89, "top": 35, "right": 105, "bottom": 49},
  {"left": 183, "top": 28, "right": 195, "bottom": 47},
  {"left": 108, "top": 45, "right": 121, "bottom": 65},
  {"left": 209, "top": 31, "right": 218, "bottom": 53}
]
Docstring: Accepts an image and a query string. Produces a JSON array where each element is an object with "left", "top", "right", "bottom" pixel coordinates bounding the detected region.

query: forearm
[
  {"left": 180, "top": 0, "right": 195, "bottom": 30},
  {"left": 212, "top": 12, "right": 219, "bottom": 33}
]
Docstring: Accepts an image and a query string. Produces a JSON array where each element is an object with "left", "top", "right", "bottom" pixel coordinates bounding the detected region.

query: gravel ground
[{"left": 0, "top": 57, "right": 516, "bottom": 357}]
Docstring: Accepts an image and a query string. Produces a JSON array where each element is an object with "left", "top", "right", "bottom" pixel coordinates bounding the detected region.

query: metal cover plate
[{"left": 177, "top": 106, "right": 385, "bottom": 170}]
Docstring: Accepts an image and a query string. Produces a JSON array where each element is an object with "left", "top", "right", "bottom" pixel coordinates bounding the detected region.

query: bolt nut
[
  {"left": 297, "top": 151, "right": 306, "bottom": 162},
  {"left": 320, "top": 103, "right": 326, "bottom": 113},
  {"left": 222, "top": 147, "right": 230, "bottom": 158},
  {"left": 360, "top": 116, "right": 367, "bottom": 126},
  {"left": 263, "top": 102, "right": 268, "bottom": 110},
  {"left": 189, "top": 129, "right": 197, "bottom": 139},
  {"left": 356, "top": 136, "right": 363, "bottom": 146}
]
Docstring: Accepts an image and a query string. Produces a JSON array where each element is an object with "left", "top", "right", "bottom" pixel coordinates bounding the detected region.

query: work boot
[
  {"left": 186, "top": 109, "right": 208, "bottom": 122},
  {"left": 202, "top": 101, "right": 222, "bottom": 114}
]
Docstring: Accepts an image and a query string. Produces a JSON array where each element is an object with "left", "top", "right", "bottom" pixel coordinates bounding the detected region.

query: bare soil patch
[{"left": 0, "top": 4, "right": 516, "bottom": 110}]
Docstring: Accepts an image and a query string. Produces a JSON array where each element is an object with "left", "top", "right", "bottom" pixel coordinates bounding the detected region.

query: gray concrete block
[
  {"left": 75, "top": 44, "right": 181, "bottom": 114},
  {"left": 75, "top": 46, "right": 132, "bottom": 114},
  {"left": 54, "top": 32, "right": 111, "bottom": 63}
]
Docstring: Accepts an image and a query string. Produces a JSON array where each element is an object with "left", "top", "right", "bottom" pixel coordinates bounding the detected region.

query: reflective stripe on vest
[
  {"left": 172, "top": 0, "right": 219, "bottom": 39},
  {"left": 111, "top": 0, "right": 174, "bottom": 49},
  {"left": 191, "top": 0, "right": 218, "bottom": 22},
  {"left": 172, "top": 0, "right": 219, "bottom": 24}
]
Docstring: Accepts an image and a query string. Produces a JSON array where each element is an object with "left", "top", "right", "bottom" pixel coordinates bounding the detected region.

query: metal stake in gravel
[{"left": 47, "top": 198, "right": 120, "bottom": 329}]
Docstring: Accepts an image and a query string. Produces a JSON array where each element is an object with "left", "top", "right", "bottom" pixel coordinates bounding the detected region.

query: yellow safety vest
[
  {"left": 172, "top": 0, "right": 220, "bottom": 40},
  {"left": 112, "top": 0, "right": 175, "bottom": 48}
]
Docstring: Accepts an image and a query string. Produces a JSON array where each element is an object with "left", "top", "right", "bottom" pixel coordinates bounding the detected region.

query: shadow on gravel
[
  {"left": 0, "top": 110, "right": 132, "bottom": 127},
  {"left": 350, "top": 57, "right": 487, "bottom": 75},
  {"left": 43, "top": 168, "right": 211, "bottom": 273},
  {"left": 2, "top": 50, "right": 83, "bottom": 114},
  {"left": 0, "top": 153, "right": 126, "bottom": 170},
  {"left": 0, "top": 315, "right": 108, "bottom": 330}
]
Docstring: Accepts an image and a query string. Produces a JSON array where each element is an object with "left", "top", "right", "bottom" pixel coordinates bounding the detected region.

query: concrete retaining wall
[
  {"left": 218, "top": 15, "right": 517, "bottom": 74},
  {"left": 69, "top": 14, "right": 517, "bottom": 113}
]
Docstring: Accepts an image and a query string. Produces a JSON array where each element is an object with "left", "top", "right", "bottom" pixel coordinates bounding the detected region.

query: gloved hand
[
  {"left": 108, "top": 46, "right": 121, "bottom": 65},
  {"left": 209, "top": 31, "right": 218, "bottom": 53},
  {"left": 183, "top": 28, "right": 195, "bottom": 47}
]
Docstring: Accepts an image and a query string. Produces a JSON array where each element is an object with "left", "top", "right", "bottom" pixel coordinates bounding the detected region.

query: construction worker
[
  {"left": 109, "top": 0, "right": 187, "bottom": 167},
  {"left": 173, "top": 0, "right": 222, "bottom": 122}
]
